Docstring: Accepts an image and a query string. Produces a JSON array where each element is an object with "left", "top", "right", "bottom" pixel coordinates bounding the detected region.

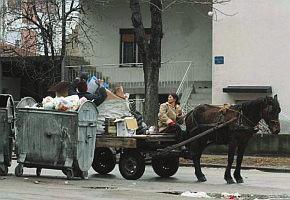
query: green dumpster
[
  {"left": 0, "top": 94, "right": 15, "bottom": 176},
  {"left": 15, "top": 97, "right": 97, "bottom": 179}
]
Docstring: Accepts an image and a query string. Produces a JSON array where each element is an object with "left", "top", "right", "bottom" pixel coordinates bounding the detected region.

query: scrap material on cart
[{"left": 96, "top": 99, "right": 138, "bottom": 137}]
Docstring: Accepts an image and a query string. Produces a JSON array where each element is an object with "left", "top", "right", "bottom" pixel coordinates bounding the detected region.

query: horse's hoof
[
  {"left": 226, "top": 179, "right": 235, "bottom": 184},
  {"left": 197, "top": 176, "right": 207, "bottom": 182},
  {"left": 236, "top": 178, "right": 244, "bottom": 184}
]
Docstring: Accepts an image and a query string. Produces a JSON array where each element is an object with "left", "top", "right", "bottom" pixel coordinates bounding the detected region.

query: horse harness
[
  {"left": 217, "top": 103, "right": 273, "bottom": 133},
  {"left": 187, "top": 104, "right": 262, "bottom": 134}
]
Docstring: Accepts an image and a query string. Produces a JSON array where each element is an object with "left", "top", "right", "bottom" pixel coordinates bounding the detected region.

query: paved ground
[{"left": 0, "top": 160, "right": 290, "bottom": 200}]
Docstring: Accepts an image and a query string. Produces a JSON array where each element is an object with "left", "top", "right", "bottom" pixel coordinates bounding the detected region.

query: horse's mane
[
  {"left": 235, "top": 97, "right": 264, "bottom": 111},
  {"left": 233, "top": 97, "right": 265, "bottom": 123}
]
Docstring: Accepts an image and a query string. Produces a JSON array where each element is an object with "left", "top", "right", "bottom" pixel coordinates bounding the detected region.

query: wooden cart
[{"left": 92, "top": 119, "right": 236, "bottom": 180}]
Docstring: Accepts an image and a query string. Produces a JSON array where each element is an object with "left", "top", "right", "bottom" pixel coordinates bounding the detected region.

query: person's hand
[{"left": 168, "top": 121, "right": 176, "bottom": 126}]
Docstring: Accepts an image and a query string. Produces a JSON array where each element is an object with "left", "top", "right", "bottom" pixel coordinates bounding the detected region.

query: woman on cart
[{"left": 158, "top": 93, "right": 184, "bottom": 141}]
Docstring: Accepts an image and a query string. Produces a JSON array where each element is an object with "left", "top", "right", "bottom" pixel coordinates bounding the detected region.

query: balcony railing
[
  {"left": 66, "top": 61, "right": 193, "bottom": 89},
  {"left": 66, "top": 61, "right": 194, "bottom": 114}
]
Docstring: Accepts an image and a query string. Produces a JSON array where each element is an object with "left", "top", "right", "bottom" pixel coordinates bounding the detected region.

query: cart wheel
[
  {"left": 15, "top": 164, "right": 23, "bottom": 177},
  {"left": 92, "top": 148, "right": 116, "bottom": 174},
  {"left": 66, "top": 169, "right": 74, "bottom": 180},
  {"left": 119, "top": 150, "right": 145, "bottom": 180},
  {"left": 152, "top": 156, "right": 179, "bottom": 178},
  {"left": 80, "top": 171, "right": 88, "bottom": 180},
  {"left": 0, "top": 165, "right": 8, "bottom": 176},
  {"left": 36, "top": 168, "right": 42, "bottom": 177}
]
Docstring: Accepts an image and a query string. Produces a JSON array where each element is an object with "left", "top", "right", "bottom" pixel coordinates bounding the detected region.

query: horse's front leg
[
  {"left": 224, "top": 141, "right": 237, "bottom": 184},
  {"left": 234, "top": 142, "right": 248, "bottom": 183}
]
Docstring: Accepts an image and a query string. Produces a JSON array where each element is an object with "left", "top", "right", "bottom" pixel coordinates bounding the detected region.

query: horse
[{"left": 184, "top": 95, "right": 281, "bottom": 184}]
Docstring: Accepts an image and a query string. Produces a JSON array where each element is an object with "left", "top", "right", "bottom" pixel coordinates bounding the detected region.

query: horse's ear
[{"left": 274, "top": 94, "right": 278, "bottom": 100}]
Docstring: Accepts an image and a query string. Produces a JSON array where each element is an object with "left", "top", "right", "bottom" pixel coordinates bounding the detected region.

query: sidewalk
[{"left": 180, "top": 154, "right": 290, "bottom": 172}]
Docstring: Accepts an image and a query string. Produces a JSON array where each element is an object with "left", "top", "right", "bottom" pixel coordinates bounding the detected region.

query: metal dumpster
[
  {"left": 0, "top": 94, "right": 15, "bottom": 176},
  {"left": 15, "top": 97, "right": 97, "bottom": 179}
]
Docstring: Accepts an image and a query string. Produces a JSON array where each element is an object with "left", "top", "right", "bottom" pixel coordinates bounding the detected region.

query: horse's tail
[
  {"left": 184, "top": 109, "right": 194, "bottom": 121},
  {"left": 185, "top": 109, "right": 199, "bottom": 135}
]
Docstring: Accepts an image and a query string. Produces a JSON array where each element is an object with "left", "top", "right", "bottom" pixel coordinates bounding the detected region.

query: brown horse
[{"left": 185, "top": 95, "right": 281, "bottom": 184}]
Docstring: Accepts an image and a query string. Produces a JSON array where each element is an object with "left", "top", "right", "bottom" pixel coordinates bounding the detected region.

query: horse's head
[{"left": 262, "top": 95, "right": 281, "bottom": 134}]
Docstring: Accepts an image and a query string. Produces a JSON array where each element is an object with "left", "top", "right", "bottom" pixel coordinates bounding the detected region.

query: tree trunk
[
  {"left": 61, "top": 0, "right": 67, "bottom": 81},
  {"left": 146, "top": 0, "right": 162, "bottom": 126},
  {"left": 129, "top": 0, "right": 162, "bottom": 126}
]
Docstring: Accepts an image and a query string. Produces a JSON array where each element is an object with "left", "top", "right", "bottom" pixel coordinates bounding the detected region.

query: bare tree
[
  {"left": 1, "top": 0, "right": 97, "bottom": 97},
  {"left": 129, "top": 0, "right": 162, "bottom": 126},
  {"left": 129, "top": 0, "right": 232, "bottom": 126}
]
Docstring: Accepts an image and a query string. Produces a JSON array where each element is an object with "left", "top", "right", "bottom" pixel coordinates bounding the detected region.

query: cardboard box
[{"left": 115, "top": 117, "right": 138, "bottom": 137}]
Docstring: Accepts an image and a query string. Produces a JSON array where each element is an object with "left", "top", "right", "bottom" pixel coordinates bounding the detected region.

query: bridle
[
  {"left": 238, "top": 98, "right": 277, "bottom": 134},
  {"left": 262, "top": 98, "right": 280, "bottom": 125}
]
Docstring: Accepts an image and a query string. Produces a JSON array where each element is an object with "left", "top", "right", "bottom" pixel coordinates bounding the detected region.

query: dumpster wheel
[
  {"left": 0, "top": 165, "right": 8, "bottom": 176},
  {"left": 152, "top": 156, "right": 179, "bottom": 178},
  {"left": 36, "top": 168, "right": 42, "bottom": 176},
  {"left": 72, "top": 168, "right": 88, "bottom": 180},
  {"left": 65, "top": 169, "right": 74, "bottom": 180},
  {"left": 80, "top": 171, "right": 88, "bottom": 180},
  {"left": 119, "top": 150, "right": 145, "bottom": 180},
  {"left": 15, "top": 164, "right": 23, "bottom": 177}
]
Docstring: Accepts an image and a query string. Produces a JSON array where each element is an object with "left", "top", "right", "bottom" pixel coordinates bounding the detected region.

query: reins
[{"left": 220, "top": 104, "right": 271, "bottom": 134}]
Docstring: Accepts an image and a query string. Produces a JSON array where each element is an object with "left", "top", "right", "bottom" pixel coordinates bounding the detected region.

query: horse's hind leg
[
  {"left": 191, "top": 143, "right": 207, "bottom": 182},
  {"left": 224, "top": 141, "right": 237, "bottom": 184},
  {"left": 234, "top": 143, "right": 248, "bottom": 183},
  {"left": 192, "top": 152, "right": 207, "bottom": 182}
]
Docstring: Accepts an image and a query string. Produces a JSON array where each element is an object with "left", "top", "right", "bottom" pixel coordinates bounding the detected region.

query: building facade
[
  {"left": 212, "top": 0, "right": 290, "bottom": 132},
  {"left": 78, "top": 1, "right": 213, "bottom": 106}
]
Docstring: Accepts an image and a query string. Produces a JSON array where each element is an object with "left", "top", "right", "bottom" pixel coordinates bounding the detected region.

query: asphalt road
[{"left": 0, "top": 161, "right": 290, "bottom": 200}]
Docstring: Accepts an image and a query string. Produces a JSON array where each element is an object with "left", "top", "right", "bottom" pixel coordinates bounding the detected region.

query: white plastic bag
[
  {"left": 42, "top": 96, "right": 55, "bottom": 109},
  {"left": 96, "top": 99, "right": 132, "bottom": 134},
  {"left": 87, "top": 76, "right": 99, "bottom": 94}
]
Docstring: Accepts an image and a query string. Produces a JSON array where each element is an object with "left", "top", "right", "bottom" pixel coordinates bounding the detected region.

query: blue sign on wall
[{"left": 214, "top": 56, "right": 224, "bottom": 64}]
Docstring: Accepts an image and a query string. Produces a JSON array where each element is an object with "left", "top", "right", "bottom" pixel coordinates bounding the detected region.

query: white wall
[
  {"left": 80, "top": 1, "right": 212, "bottom": 81},
  {"left": 212, "top": 0, "right": 290, "bottom": 131}
]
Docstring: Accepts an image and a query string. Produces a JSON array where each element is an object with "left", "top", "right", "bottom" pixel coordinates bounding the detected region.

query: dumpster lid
[{"left": 16, "top": 97, "right": 37, "bottom": 108}]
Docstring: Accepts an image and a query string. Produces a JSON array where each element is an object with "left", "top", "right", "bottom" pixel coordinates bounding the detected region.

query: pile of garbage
[{"left": 42, "top": 95, "right": 87, "bottom": 111}]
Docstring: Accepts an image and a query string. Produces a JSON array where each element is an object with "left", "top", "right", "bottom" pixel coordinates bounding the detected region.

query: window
[{"left": 119, "top": 28, "right": 150, "bottom": 65}]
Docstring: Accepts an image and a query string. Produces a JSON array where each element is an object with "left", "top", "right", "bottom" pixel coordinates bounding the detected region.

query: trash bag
[{"left": 87, "top": 76, "right": 100, "bottom": 94}]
